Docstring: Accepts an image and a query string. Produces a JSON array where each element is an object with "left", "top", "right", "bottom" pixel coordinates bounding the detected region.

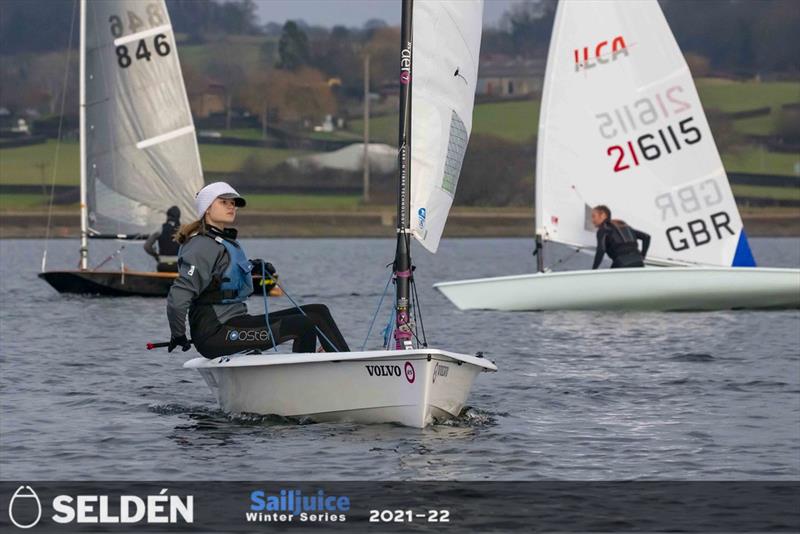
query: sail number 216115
[
  {"left": 595, "top": 84, "right": 703, "bottom": 173},
  {"left": 606, "top": 117, "right": 702, "bottom": 173}
]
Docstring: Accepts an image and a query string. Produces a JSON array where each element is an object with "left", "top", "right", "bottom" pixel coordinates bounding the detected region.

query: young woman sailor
[
  {"left": 590, "top": 204, "right": 651, "bottom": 269},
  {"left": 166, "top": 182, "right": 350, "bottom": 357}
]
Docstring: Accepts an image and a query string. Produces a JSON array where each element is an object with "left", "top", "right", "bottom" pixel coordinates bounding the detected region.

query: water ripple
[{"left": 1, "top": 237, "right": 798, "bottom": 480}]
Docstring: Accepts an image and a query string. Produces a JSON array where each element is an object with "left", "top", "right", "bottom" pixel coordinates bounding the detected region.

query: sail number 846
[
  {"left": 115, "top": 35, "right": 171, "bottom": 69},
  {"left": 109, "top": 5, "right": 171, "bottom": 69}
]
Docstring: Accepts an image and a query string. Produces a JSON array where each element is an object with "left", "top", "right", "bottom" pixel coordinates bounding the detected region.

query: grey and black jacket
[
  {"left": 592, "top": 220, "right": 650, "bottom": 269},
  {"left": 166, "top": 226, "right": 248, "bottom": 343}
]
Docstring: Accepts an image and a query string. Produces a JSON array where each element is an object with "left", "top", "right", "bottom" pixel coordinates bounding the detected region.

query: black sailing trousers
[
  {"left": 195, "top": 304, "right": 350, "bottom": 358},
  {"left": 610, "top": 253, "right": 645, "bottom": 268}
]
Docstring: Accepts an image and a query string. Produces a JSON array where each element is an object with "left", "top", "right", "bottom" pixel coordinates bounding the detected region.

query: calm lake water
[{"left": 1, "top": 237, "right": 798, "bottom": 480}]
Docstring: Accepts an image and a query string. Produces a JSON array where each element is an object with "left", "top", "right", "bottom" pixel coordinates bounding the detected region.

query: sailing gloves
[
  {"left": 250, "top": 259, "right": 277, "bottom": 277},
  {"left": 168, "top": 335, "right": 192, "bottom": 353}
]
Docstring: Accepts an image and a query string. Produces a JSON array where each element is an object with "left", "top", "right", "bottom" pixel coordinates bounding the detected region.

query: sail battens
[
  {"left": 113, "top": 24, "right": 172, "bottom": 46},
  {"left": 136, "top": 125, "right": 195, "bottom": 149}
]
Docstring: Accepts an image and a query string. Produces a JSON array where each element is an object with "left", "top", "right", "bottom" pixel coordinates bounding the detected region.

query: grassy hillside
[
  {"left": 0, "top": 193, "right": 68, "bottom": 210},
  {"left": 0, "top": 140, "right": 80, "bottom": 185},
  {"left": 695, "top": 78, "right": 799, "bottom": 113},
  {"left": 348, "top": 99, "right": 542, "bottom": 145},
  {"left": 1, "top": 78, "right": 796, "bottom": 212},
  {"left": 0, "top": 140, "right": 306, "bottom": 185},
  {"left": 243, "top": 193, "right": 361, "bottom": 210},
  {"left": 350, "top": 78, "right": 799, "bottom": 142},
  {"left": 733, "top": 113, "right": 784, "bottom": 136},
  {"left": 695, "top": 78, "right": 800, "bottom": 137},
  {"left": 722, "top": 146, "right": 800, "bottom": 177},
  {"left": 178, "top": 35, "right": 275, "bottom": 74},
  {"left": 0, "top": 192, "right": 360, "bottom": 212},
  {"left": 732, "top": 184, "right": 800, "bottom": 202},
  {"left": 472, "top": 100, "right": 540, "bottom": 142},
  {"left": 347, "top": 114, "right": 396, "bottom": 146},
  {"left": 199, "top": 145, "right": 307, "bottom": 175}
]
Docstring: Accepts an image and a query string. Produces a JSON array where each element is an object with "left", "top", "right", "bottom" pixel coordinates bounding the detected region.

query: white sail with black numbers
[
  {"left": 84, "top": 0, "right": 202, "bottom": 236},
  {"left": 409, "top": 0, "right": 483, "bottom": 253},
  {"left": 536, "top": 0, "right": 756, "bottom": 267}
]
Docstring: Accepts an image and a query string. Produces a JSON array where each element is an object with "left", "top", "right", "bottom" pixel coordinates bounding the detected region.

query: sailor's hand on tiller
[{"left": 168, "top": 335, "right": 191, "bottom": 353}]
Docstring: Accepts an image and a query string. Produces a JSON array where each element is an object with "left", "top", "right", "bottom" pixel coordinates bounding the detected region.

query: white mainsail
[
  {"left": 536, "top": 0, "right": 755, "bottom": 267},
  {"left": 84, "top": 0, "right": 202, "bottom": 236},
  {"left": 410, "top": 0, "right": 483, "bottom": 253}
]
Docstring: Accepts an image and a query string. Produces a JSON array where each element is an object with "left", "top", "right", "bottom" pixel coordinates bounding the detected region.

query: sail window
[{"left": 442, "top": 110, "right": 467, "bottom": 196}]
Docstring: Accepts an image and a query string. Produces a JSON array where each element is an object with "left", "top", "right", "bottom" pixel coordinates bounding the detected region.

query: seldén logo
[
  {"left": 7, "top": 486, "right": 193, "bottom": 528},
  {"left": 8, "top": 486, "right": 42, "bottom": 529},
  {"left": 400, "top": 41, "right": 412, "bottom": 84}
]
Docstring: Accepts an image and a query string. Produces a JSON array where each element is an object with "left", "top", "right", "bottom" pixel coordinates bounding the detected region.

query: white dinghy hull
[
  {"left": 434, "top": 267, "right": 800, "bottom": 311},
  {"left": 185, "top": 349, "right": 496, "bottom": 428}
]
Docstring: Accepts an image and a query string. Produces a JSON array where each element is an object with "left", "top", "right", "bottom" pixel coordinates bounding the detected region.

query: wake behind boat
[{"left": 434, "top": 0, "right": 800, "bottom": 312}]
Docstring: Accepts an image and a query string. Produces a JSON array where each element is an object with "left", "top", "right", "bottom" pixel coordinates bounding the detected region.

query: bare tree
[{"left": 240, "top": 67, "right": 337, "bottom": 128}]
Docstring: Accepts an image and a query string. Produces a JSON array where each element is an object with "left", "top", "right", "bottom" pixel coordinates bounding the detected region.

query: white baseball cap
[{"left": 195, "top": 182, "right": 246, "bottom": 217}]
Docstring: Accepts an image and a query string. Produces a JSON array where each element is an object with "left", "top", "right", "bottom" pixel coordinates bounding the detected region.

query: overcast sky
[{"left": 254, "top": 0, "right": 519, "bottom": 28}]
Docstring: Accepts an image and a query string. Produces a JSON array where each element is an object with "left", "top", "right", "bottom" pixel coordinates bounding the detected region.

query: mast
[
  {"left": 533, "top": 75, "right": 544, "bottom": 273},
  {"left": 363, "top": 54, "right": 370, "bottom": 203},
  {"left": 78, "top": 0, "right": 88, "bottom": 270},
  {"left": 393, "top": 0, "right": 413, "bottom": 350}
]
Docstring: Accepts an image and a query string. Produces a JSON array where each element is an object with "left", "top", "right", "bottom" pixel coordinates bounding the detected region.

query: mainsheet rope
[
  {"left": 263, "top": 271, "right": 342, "bottom": 353},
  {"left": 260, "top": 263, "right": 279, "bottom": 352},
  {"left": 361, "top": 268, "right": 394, "bottom": 351},
  {"left": 548, "top": 246, "right": 584, "bottom": 270}
]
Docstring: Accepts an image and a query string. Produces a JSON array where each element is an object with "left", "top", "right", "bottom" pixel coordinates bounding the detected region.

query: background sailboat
[
  {"left": 40, "top": 0, "right": 202, "bottom": 297},
  {"left": 184, "top": 0, "right": 496, "bottom": 428},
  {"left": 434, "top": 0, "right": 800, "bottom": 311}
]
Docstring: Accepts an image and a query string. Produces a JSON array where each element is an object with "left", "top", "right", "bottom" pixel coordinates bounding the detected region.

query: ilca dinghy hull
[
  {"left": 185, "top": 349, "right": 496, "bottom": 428},
  {"left": 434, "top": 267, "right": 800, "bottom": 311}
]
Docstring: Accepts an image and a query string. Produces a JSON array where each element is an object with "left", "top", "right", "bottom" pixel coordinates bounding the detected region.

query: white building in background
[{"left": 288, "top": 143, "right": 397, "bottom": 173}]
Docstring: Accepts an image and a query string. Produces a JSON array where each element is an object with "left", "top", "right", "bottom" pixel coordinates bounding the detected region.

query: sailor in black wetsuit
[
  {"left": 166, "top": 182, "right": 350, "bottom": 358},
  {"left": 144, "top": 206, "right": 181, "bottom": 272},
  {"left": 591, "top": 205, "right": 651, "bottom": 269}
]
